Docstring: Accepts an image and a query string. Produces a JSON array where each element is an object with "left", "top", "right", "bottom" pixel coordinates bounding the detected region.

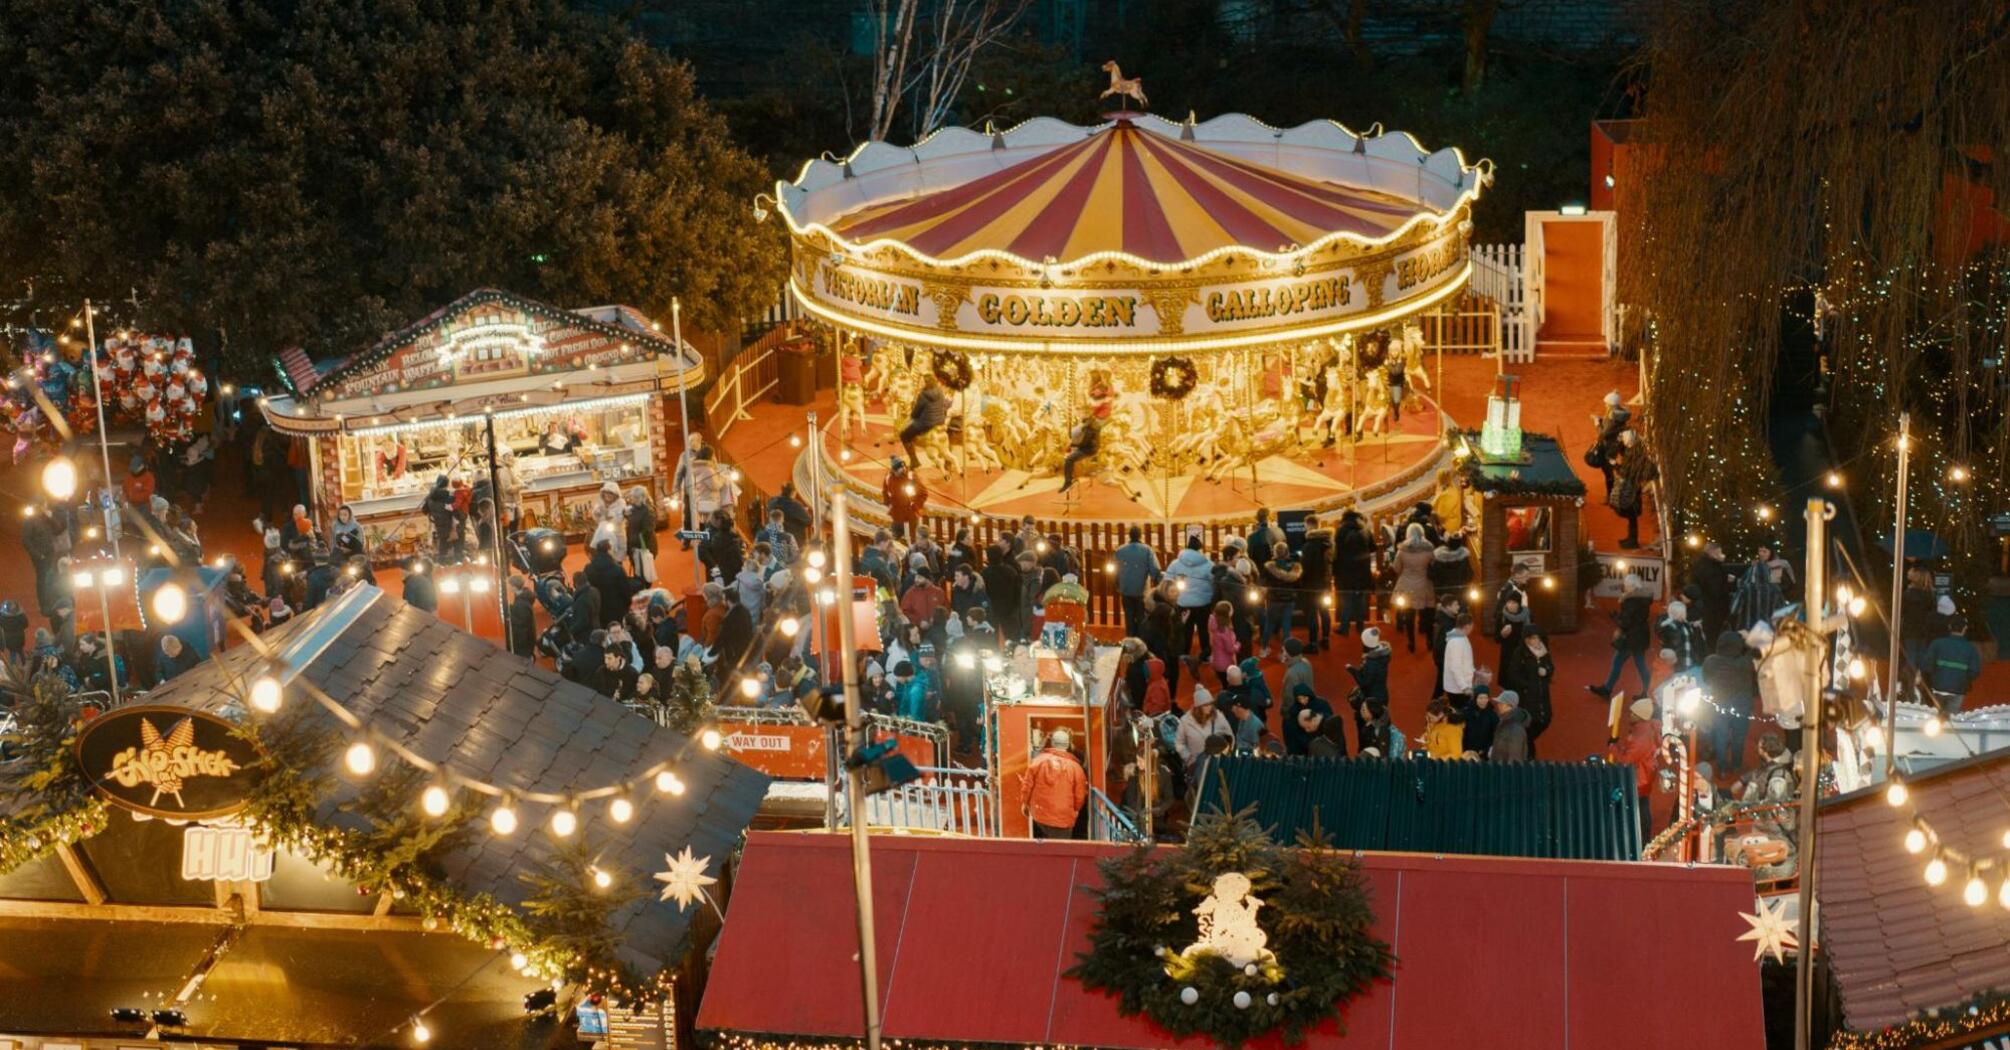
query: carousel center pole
[{"left": 830, "top": 489, "right": 884, "bottom": 1050}]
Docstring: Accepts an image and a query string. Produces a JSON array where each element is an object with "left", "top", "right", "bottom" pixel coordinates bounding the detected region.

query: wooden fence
[{"left": 703, "top": 324, "right": 796, "bottom": 437}]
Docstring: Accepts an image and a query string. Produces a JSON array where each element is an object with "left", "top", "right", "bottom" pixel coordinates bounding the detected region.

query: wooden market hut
[{"left": 1462, "top": 430, "right": 1590, "bottom": 632}]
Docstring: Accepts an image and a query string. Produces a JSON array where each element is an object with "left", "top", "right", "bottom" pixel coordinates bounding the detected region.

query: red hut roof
[{"left": 698, "top": 832, "right": 1765, "bottom": 1049}]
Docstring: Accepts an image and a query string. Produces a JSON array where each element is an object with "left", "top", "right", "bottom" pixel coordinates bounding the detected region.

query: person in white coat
[
  {"left": 593, "top": 482, "right": 628, "bottom": 561},
  {"left": 1176, "top": 685, "right": 1233, "bottom": 780},
  {"left": 1441, "top": 613, "right": 1476, "bottom": 706}
]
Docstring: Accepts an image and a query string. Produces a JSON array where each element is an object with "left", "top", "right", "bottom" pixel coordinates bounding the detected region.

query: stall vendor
[{"left": 541, "top": 418, "right": 580, "bottom": 456}]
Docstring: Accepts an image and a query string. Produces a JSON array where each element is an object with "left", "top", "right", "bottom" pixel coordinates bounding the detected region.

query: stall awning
[{"left": 697, "top": 833, "right": 1765, "bottom": 1049}]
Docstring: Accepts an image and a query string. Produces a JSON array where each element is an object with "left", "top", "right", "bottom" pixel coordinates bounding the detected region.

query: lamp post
[
  {"left": 68, "top": 559, "right": 126, "bottom": 705},
  {"left": 669, "top": 299, "right": 700, "bottom": 589},
  {"left": 829, "top": 489, "right": 883, "bottom": 1050},
  {"left": 81, "top": 300, "right": 122, "bottom": 564},
  {"left": 436, "top": 561, "right": 490, "bottom": 633},
  {"left": 1794, "top": 496, "right": 1830, "bottom": 1050},
  {"left": 1883, "top": 415, "right": 1910, "bottom": 776}
]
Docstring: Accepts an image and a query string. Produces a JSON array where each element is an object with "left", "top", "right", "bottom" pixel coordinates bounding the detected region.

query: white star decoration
[
  {"left": 1736, "top": 896, "right": 1798, "bottom": 964},
  {"left": 654, "top": 847, "right": 718, "bottom": 912}
]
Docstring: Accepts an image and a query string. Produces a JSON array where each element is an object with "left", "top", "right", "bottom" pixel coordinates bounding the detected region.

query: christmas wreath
[
  {"left": 1067, "top": 805, "right": 1393, "bottom": 1047},
  {"left": 930, "top": 349, "right": 974, "bottom": 391},
  {"left": 1149, "top": 355, "right": 1198, "bottom": 400}
]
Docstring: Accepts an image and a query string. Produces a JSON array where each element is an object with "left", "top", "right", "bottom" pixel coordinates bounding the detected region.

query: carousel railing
[
  {"left": 836, "top": 764, "right": 999, "bottom": 837},
  {"left": 1087, "top": 787, "right": 1147, "bottom": 844}
]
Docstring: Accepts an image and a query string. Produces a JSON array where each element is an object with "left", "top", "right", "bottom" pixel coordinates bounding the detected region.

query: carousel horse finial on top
[{"left": 1099, "top": 61, "right": 1148, "bottom": 111}]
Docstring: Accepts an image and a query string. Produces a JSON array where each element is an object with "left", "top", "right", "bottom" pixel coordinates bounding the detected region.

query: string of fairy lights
[{"left": 1880, "top": 688, "right": 2010, "bottom": 910}]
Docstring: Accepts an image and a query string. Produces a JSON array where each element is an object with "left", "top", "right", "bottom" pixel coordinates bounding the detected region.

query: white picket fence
[{"left": 1470, "top": 243, "right": 1534, "bottom": 363}]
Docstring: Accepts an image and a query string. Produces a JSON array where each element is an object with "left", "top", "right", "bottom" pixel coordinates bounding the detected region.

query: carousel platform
[{"left": 728, "top": 390, "right": 1450, "bottom": 527}]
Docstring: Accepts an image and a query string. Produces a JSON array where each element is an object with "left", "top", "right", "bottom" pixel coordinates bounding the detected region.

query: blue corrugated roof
[{"left": 1193, "top": 755, "right": 1641, "bottom": 861}]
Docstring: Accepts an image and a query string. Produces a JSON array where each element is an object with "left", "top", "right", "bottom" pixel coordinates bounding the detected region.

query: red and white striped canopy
[{"left": 829, "top": 119, "right": 1425, "bottom": 266}]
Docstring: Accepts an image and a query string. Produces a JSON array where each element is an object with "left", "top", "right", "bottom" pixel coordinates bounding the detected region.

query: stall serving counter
[{"left": 260, "top": 290, "right": 705, "bottom": 560}]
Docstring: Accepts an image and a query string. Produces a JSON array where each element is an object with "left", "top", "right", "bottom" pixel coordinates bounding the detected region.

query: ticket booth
[{"left": 987, "top": 641, "right": 1121, "bottom": 838}]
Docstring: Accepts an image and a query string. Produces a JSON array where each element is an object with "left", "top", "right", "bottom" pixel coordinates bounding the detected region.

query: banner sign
[
  {"left": 715, "top": 720, "right": 935, "bottom": 781},
  {"left": 181, "top": 824, "right": 276, "bottom": 883},
  {"left": 76, "top": 705, "right": 259, "bottom": 820}
]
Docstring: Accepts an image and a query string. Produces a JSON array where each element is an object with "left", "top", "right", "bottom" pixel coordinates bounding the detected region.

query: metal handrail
[
  {"left": 1087, "top": 786, "right": 1147, "bottom": 844},
  {"left": 836, "top": 764, "right": 998, "bottom": 837}
]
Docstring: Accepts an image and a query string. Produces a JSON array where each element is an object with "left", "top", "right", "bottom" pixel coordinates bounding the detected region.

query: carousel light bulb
[
  {"left": 72, "top": 569, "right": 94, "bottom": 588},
  {"left": 412, "top": 1019, "right": 432, "bottom": 1044},
  {"left": 151, "top": 582, "right": 188, "bottom": 624},
  {"left": 778, "top": 616, "right": 801, "bottom": 638},
  {"left": 727, "top": 468, "right": 741, "bottom": 482},
  {"left": 1999, "top": 878, "right": 2010, "bottom": 910},
  {"left": 343, "top": 741, "right": 377, "bottom": 776},
  {"left": 739, "top": 676, "right": 761, "bottom": 699},
  {"left": 1847, "top": 657, "right": 1866, "bottom": 680},
  {"left": 1905, "top": 827, "right": 1928, "bottom": 854},
  {"left": 549, "top": 809, "right": 577, "bottom": 838},
  {"left": 802, "top": 566, "right": 823, "bottom": 585},
  {"left": 840, "top": 448, "right": 852, "bottom": 462},
  {"left": 250, "top": 675, "right": 283, "bottom": 713},
  {"left": 147, "top": 543, "right": 162, "bottom": 557},
  {"left": 1887, "top": 780, "right": 1909, "bottom": 807},
  {"left": 1951, "top": 465, "right": 1970, "bottom": 482},
  {"left": 608, "top": 797, "right": 635, "bottom": 824},
  {"left": 40, "top": 457, "right": 77, "bottom": 500},
  {"left": 490, "top": 803, "right": 519, "bottom": 835},
  {"left": 592, "top": 867, "right": 613, "bottom": 889},
  {"left": 701, "top": 728, "right": 723, "bottom": 751},
  {"left": 1924, "top": 716, "right": 1943, "bottom": 737},
  {"left": 1849, "top": 596, "right": 1867, "bottom": 617},
  {"left": 421, "top": 785, "right": 450, "bottom": 817},
  {"left": 807, "top": 549, "right": 827, "bottom": 569},
  {"left": 1925, "top": 856, "right": 1948, "bottom": 886},
  {"left": 1966, "top": 873, "right": 1989, "bottom": 908},
  {"left": 789, "top": 434, "right": 803, "bottom": 448}
]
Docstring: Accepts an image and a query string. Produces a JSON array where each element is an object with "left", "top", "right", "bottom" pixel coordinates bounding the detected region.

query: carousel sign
[{"left": 76, "top": 705, "right": 260, "bottom": 820}]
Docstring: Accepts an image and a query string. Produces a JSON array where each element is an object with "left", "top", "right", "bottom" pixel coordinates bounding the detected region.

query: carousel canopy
[{"left": 774, "top": 113, "right": 1488, "bottom": 353}]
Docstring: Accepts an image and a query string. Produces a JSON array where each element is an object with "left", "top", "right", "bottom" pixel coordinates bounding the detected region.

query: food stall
[
  {"left": 985, "top": 639, "right": 1122, "bottom": 838},
  {"left": 260, "top": 289, "right": 705, "bottom": 558}
]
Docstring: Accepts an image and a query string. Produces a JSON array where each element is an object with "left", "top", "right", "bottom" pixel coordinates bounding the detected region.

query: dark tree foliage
[{"left": 0, "top": 0, "right": 788, "bottom": 371}]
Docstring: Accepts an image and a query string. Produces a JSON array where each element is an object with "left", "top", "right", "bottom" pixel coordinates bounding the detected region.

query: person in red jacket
[
  {"left": 881, "top": 457, "right": 928, "bottom": 538},
  {"left": 1021, "top": 729, "right": 1088, "bottom": 839},
  {"left": 1609, "top": 696, "right": 1666, "bottom": 844},
  {"left": 1141, "top": 657, "right": 1172, "bottom": 717}
]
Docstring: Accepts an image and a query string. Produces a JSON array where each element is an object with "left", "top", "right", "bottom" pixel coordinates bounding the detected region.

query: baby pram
[{"left": 511, "top": 528, "right": 567, "bottom": 575}]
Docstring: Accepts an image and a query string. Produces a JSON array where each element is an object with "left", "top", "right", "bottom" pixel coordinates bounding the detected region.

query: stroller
[{"left": 511, "top": 528, "right": 567, "bottom": 575}]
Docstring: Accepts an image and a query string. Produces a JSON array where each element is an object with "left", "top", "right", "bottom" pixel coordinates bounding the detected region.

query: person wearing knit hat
[
  {"left": 1489, "top": 690, "right": 1529, "bottom": 762},
  {"left": 1613, "top": 696, "right": 1662, "bottom": 841},
  {"left": 1592, "top": 390, "right": 1631, "bottom": 497},
  {"left": 1175, "top": 684, "right": 1232, "bottom": 779}
]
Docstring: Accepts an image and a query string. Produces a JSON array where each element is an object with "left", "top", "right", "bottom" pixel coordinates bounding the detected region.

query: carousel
[{"left": 770, "top": 106, "right": 1490, "bottom": 526}]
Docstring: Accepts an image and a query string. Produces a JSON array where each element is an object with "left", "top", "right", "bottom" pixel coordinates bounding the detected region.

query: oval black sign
[{"left": 75, "top": 705, "right": 260, "bottom": 820}]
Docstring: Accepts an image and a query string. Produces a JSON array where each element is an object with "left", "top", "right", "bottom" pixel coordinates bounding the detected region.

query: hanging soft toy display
[
  {"left": 103, "top": 333, "right": 203, "bottom": 444},
  {"left": 0, "top": 331, "right": 95, "bottom": 453}
]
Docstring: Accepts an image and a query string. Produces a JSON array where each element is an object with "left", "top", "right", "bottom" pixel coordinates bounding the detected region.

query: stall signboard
[
  {"left": 76, "top": 705, "right": 260, "bottom": 821},
  {"left": 181, "top": 824, "right": 276, "bottom": 883},
  {"left": 715, "top": 720, "right": 935, "bottom": 781}
]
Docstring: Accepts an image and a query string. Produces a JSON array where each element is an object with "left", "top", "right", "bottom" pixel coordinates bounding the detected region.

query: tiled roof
[
  {"left": 141, "top": 585, "right": 770, "bottom": 970},
  {"left": 1818, "top": 751, "right": 2010, "bottom": 1029},
  {"left": 1197, "top": 754, "right": 1642, "bottom": 861}
]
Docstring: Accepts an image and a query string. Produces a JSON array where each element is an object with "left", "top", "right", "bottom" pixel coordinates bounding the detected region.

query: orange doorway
[{"left": 1537, "top": 218, "right": 1606, "bottom": 353}]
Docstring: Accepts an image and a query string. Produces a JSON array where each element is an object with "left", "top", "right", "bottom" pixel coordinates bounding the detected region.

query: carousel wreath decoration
[
  {"left": 104, "top": 334, "right": 207, "bottom": 445},
  {"left": 1067, "top": 804, "right": 1393, "bottom": 1047},
  {"left": 1149, "top": 355, "right": 1198, "bottom": 401},
  {"left": 929, "top": 349, "right": 974, "bottom": 391}
]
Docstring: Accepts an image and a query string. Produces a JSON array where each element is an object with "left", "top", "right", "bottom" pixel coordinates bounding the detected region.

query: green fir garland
[{"left": 1066, "top": 806, "right": 1393, "bottom": 1048}]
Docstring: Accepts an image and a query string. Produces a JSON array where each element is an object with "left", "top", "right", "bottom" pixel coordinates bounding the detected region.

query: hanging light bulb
[
  {"left": 1925, "top": 855, "right": 1948, "bottom": 886},
  {"left": 40, "top": 456, "right": 77, "bottom": 500},
  {"left": 608, "top": 796, "right": 635, "bottom": 824},
  {"left": 807, "top": 549, "right": 827, "bottom": 569},
  {"left": 151, "top": 581, "right": 189, "bottom": 624},
  {"left": 1887, "top": 780, "right": 1909, "bottom": 807},
  {"left": 739, "top": 676, "right": 762, "bottom": 699},
  {"left": 802, "top": 565, "right": 823, "bottom": 584},
  {"left": 1998, "top": 878, "right": 2010, "bottom": 910},
  {"left": 549, "top": 809, "right": 578, "bottom": 838},
  {"left": 1847, "top": 657, "right": 1866, "bottom": 680},
  {"left": 701, "top": 728, "right": 723, "bottom": 750},
  {"left": 1823, "top": 471, "right": 1843, "bottom": 490},
  {"left": 1966, "top": 872, "right": 1989, "bottom": 908},
  {"left": 1924, "top": 716, "right": 1943, "bottom": 737},
  {"left": 509, "top": 951, "right": 529, "bottom": 971},
  {"left": 421, "top": 785, "right": 450, "bottom": 818},
  {"left": 1684, "top": 533, "right": 1703, "bottom": 549},
  {"left": 592, "top": 867, "right": 613, "bottom": 889},
  {"left": 250, "top": 674, "right": 283, "bottom": 713},
  {"left": 412, "top": 1018, "right": 432, "bottom": 1044},
  {"left": 817, "top": 587, "right": 836, "bottom": 605},
  {"left": 779, "top": 616, "right": 801, "bottom": 638},
  {"left": 1848, "top": 596, "right": 1867, "bottom": 617},
  {"left": 1904, "top": 827, "right": 1928, "bottom": 854},
  {"left": 1835, "top": 584, "right": 1853, "bottom": 606},
  {"left": 655, "top": 770, "right": 679, "bottom": 794},
  {"left": 343, "top": 741, "right": 377, "bottom": 776},
  {"left": 1465, "top": 586, "right": 1481, "bottom": 604},
  {"left": 490, "top": 802, "right": 519, "bottom": 836},
  {"left": 1951, "top": 465, "right": 1970, "bottom": 483}
]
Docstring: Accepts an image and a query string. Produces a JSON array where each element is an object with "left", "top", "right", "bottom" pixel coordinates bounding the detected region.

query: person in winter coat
[
  {"left": 1590, "top": 574, "right": 1654, "bottom": 698},
  {"left": 1428, "top": 534, "right": 1474, "bottom": 601},
  {"left": 1609, "top": 431, "right": 1657, "bottom": 549},
  {"left": 1688, "top": 542, "right": 1734, "bottom": 641},
  {"left": 700, "top": 508, "right": 745, "bottom": 585},
  {"left": 330, "top": 504, "right": 365, "bottom": 558},
  {"left": 1297, "top": 516, "right": 1335, "bottom": 650},
  {"left": 1390, "top": 524, "right": 1437, "bottom": 651},
  {"left": 1923, "top": 617, "right": 1985, "bottom": 712},
  {"left": 981, "top": 540, "right": 1025, "bottom": 641},
  {"left": 0, "top": 600, "right": 27, "bottom": 663},
  {"left": 1590, "top": 391, "right": 1631, "bottom": 497},
  {"left": 893, "top": 660, "right": 932, "bottom": 723},
  {"left": 154, "top": 634, "right": 193, "bottom": 684},
  {"left": 1140, "top": 657, "right": 1172, "bottom": 716},
  {"left": 1166, "top": 536, "right": 1217, "bottom": 659},
  {"left": 881, "top": 457, "right": 929, "bottom": 538},
  {"left": 1175, "top": 686, "right": 1233, "bottom": 779},
  {"left": 765, "top": 482, "right": 813, "bottom": 547},
  {"left": 625, "top": 486, "right": 659, "bottom": 584},
  {"left": 1498, "top": 628, "right": 1555, "bottom": 756},
  {"left": 711, "top": 589, "right": 756, "bottom": 679},
  {"left": 421, "top": 475, "right": 456, "bottom": 558},
  {"left": 1489, "top": 691, "right": 1530, "bottom": 762},
  {"left": 1282, "top": 684, "right": 1334, "bottom": 756},
  {"left": 1440, "top": 614, "right": 1476, "bottom": 706},
  {"left": 508, "top": 576, "right": 538, "bottom": 658},
  {"left": 1280, "top": 638, "right": 1315, "bottom": 701},
  {"left": 403, "top": 558, "right": 439, "bottom": 613},
  {"left": 1455, "top": 688, "right": 1501, "bottom": 756},
  {"left": 1610, "top": 697, "right": 1663, "bottom": 840},
  {"left": 1201, "top": 601, "right": 1238, "bottom": 679},
  {"left": 585, "top": 541, "right": 631, "bottom": 627},
  {"left": 1657, "top": 600, "right": 1707, "bottom": 674},
  {"left": 1113, "top": 526, "right": 1162, "bottom": 638},
  {"left": 1020, "top": 729, "right": 1088, "bottom": 838},
  {"left": 1256, "top": 541, "right": 1302, "bottom": 658},
  {"left": 1422, "top": 701, "right": 1466, "bottom": 759},
  {"left": 1700, "top": 631, "right": 1758, "bottom": 775},
  {"left": 1730, "top": 548, "right": 1785, "bottom": 632},
  {"left": 1225, "top": 696, "right": 1265, "bottom": 753},
  {"left": 1332, "top": 510, "right": 1376, "bottom": 637},
  {"left": 1014, "top": 552, "right": 1044, "bottom": 643},
  {"left": 1348, "top": 627, "right": 1393, "bottom": 706}
]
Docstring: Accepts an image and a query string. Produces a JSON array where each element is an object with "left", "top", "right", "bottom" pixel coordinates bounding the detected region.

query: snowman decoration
[{"left": 1180, "top": 872, "right": 1274, "bottom": 969}]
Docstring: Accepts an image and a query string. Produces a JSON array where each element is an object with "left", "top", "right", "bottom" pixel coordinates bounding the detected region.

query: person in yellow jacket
[{"left": 1422, "top": 699, "right": 1471, "bottom": 760}]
